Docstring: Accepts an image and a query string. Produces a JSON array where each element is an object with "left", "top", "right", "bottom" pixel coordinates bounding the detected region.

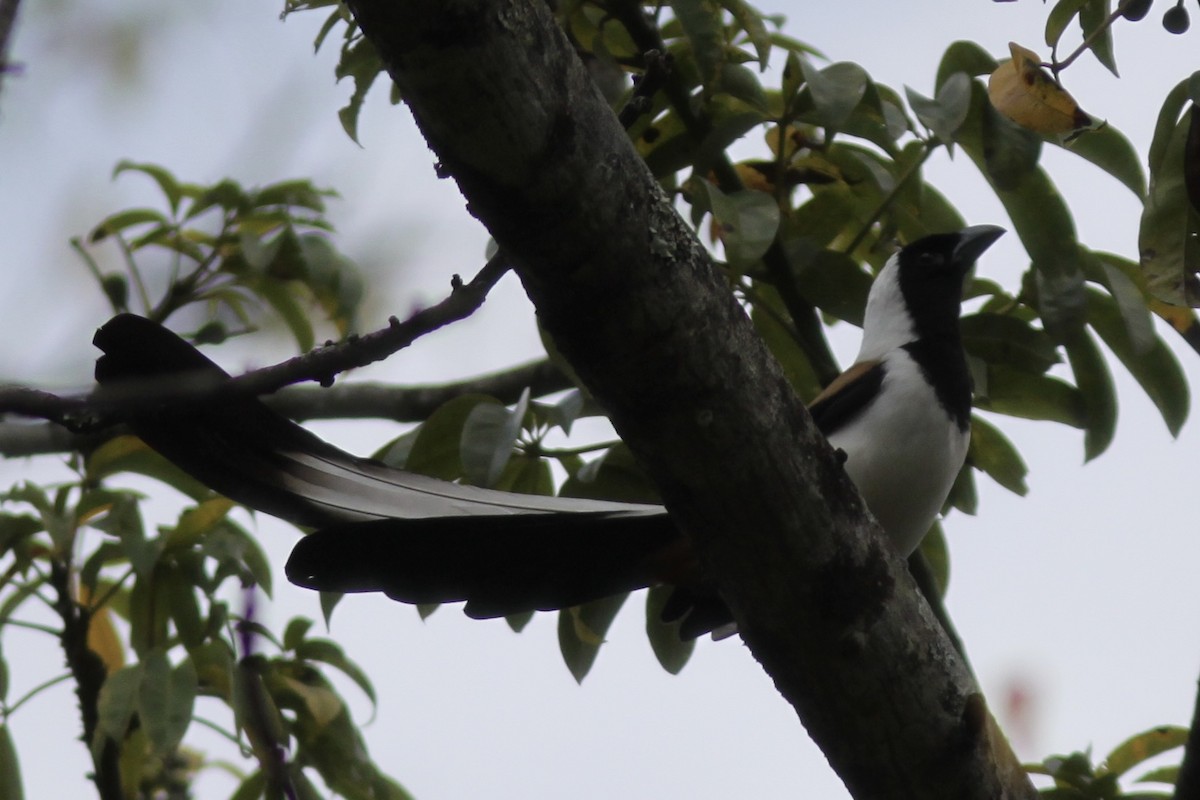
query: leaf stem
[
  {"left": 0, "top": 617, "right": 60, "bottom": 636},
  {"left": 2, "top": 671, "right": 72, "bottom": 717},
  {"left": 1049, "top": 0, "right": 1135, "bottom": 78},
  {"left": 842, "top": 141, "right": 936, "bottom": 257}
]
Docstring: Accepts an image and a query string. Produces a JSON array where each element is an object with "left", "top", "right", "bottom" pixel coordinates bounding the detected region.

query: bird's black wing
[{"left": 806, "top": 359, "right": 885, "bottom": 437}]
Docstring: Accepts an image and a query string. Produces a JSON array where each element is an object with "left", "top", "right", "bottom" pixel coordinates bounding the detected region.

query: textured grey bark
[{"left": 343, "top": 1, "right": 1036, "bottom": 797}]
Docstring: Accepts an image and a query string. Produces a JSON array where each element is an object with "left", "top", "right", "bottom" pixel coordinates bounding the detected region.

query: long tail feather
[{"left": 92, "top": 314, "right": 729, "bottom": 637}]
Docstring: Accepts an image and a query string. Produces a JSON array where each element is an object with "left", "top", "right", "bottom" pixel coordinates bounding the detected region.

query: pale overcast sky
[{"left": 2, "top": 1, "right": 1199, "bottom": 798}]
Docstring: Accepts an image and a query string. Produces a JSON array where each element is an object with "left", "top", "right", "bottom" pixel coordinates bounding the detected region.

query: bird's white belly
[{"left": 825, "top": 351, "right": 969, "bottom": 555}]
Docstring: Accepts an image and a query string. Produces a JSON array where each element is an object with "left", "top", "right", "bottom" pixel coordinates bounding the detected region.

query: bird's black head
[{"left": 894, "top": 225, "right": 1005, "bottom": 341}]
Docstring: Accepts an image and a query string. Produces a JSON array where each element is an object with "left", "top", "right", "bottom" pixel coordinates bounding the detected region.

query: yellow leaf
[
  {"left": 764, "top": 124, "right": 808, "bottom": 159},
  {"left": 987, "top": 42, "right": 1092, "bottom": 135},
  {"left": 734, "top": 162, "right": 776, "bottom": 193},
  {"left": 568, "top": 606, "right": 604, "bottom": 646},
  {"left": 166, "top": 498, "right": 235, "bottom": 550},
  {"left": 85, "top": 435, "right": 152, "bottom": 483},
  {"left": 78, "top": 584, "right": 126, "bottom": 674},
  {"left": 278, "top": 676, "right": 343, "bottom": 729}
]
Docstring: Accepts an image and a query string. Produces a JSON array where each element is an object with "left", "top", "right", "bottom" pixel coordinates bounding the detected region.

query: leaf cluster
[
  {"left": 367, "top": 386, "right": 694, "bottom": 682},
  {"left": 0, "top": 441, "right": 408, "bottom": 800},
  {"left": 1029, "top": 725, "right": 1188, "bottom": 797},
  {"left": 78, "top": 161, "right": 366, "bottom": 352}
]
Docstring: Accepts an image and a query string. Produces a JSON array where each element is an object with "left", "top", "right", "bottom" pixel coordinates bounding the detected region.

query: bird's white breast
[{"left": 826, "top": 348, "right": 969, "bottom": 555}]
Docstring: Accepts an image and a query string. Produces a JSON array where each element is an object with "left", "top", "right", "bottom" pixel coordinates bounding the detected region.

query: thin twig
[
  {"left": 842, "top": 142, "right": 937, "bottom": 258},
  {"left": 0, "top": 252, "right": 515, "bottom": 433},
  {"left": 617, "top": 49, "right": 670, "bottom": 129},
  {"left": 1048, "top": 0, "right": 1134, "bottom": 78},
  {"left": 2, "top": 671, "right": 72, "bottom": 717}
]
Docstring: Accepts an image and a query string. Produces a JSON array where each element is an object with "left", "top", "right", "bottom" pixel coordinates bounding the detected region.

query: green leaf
[
  {"left": 714, "top": 63, "right": 767, "bottom": 111},
  {"left": 561, "top": 444, "right": 661, "bottom": 504},
  {"left": 906, "top": 72, "right": 971, "bottom": 144},
  {"left": 88, "top": 208, "right": 171, "bottom": 243},
  {"left": 405, "top": 394, "right": 499, "bottom": 480},
  {"left": 138, "top": 650, "right": 197, "bottom": 756},
  {"left": 335, "top": 36, "right": 385, "bottom": 143},
  {"left": 558, "top": 594, "right": 628, "bottom": 683},
  {"left": 202, "top": 521, "right": 274, "bottom": 598},
  {"left": 252, "top": 179, "right": 332, "bottom": 212},
  {"left": 113, "top": 160, "right": 185, "bottom": 213},
  {"left": 1061, "top": 123, "right": 1146, "bottom": 199},
  {"left": 782, "top": 51, "right": 804, "bottom": 103},
  {"left": 90, "top": 495, "right": 157, "bottom": 580},
  {"left": 534, "top": 389, "right": 585, "bottom": 435},
  {"left": 460, "top": 387, "right": 530, "bottom": 488},
  {"left": 955, "top": 82, "right": 1086, "bottom": 337},
  {"left": 975, "top": 365, "right": 1086, "bottom": 427},
  {"left": 750, "top": 287, "right": 822, "bottom": 400},
  {"left": 492, "top": 456, "right": 555, "bottom": 497},
  {"left": 1045, "top": 0, "right": 1090, "bottom": 48},
  {"left": 1079, "top": 0, "right": 1118, "bottom": 77},
  {"left": 95, "top": 664, "right": 142, "bottom": 748},
  {"left": 1104, "top": 726, "right": 1188, "bottom": 777},
  {"left": 164, "top": 499, "right": 235, "bottom": 554},
  {"left": 294, "top": 638, "right": 377, "bottom": 706},
  {"left": 1140, "top": 94, "right": 1200, "bottom": 305},
  {"left": 1085, "top": 252, "right": 1156, "bottom": 354},
  {"left": 186, "top": 179, "right": 248, "bottom": 219},
  {"left": 85, "top": 435, "right": 213, "bottom": 502},
  {"left": 0, "top": 513, "right": 42, "bottom": 561},
  {"left": 283, "top": 617, "right": 315, "bottom": 651},
  {"left": 506, "top": 611, "right": 534, "bottom": 633},
  {"left": 232, "top": 658, "right": 289, "bottom": 766},
  {"left": 981, "top": 100, "right": 1042, "bottom": 190},
  {"left": 1085, "top": 288, "right": 1189, "bottom": 436},
  {"left": 785, "top": 243, "right": 872, "bottom": 326},
  {"left": 312, "top": 5, "right": 347, "bottom": 51},
  {"left": 0, "top": 724, "right": 22, "bottom": 800},
  {"left": 670, "top": 0, "right": 726, "bottom": 85},
  {"left": 961, "top": 312, "right": 1059, "bottom": 373},
  {"left": 1148, "top": 77, "right": 1194, "bottom": 187},
  {"left": 254, "top": 278, "right": 316, "bottom": 353},
  {"left": 319, "top": 592, "right": 342, "bottom": 628},
  {"left": 945, "top": 457, "right": 978, "bottom": 516},
  {"left": 719, "top": 0, "right": 770, "bottom": 67},
  {"left": 801, "top": 59, "right": 869, "bottom": 133},
  {"left": 645, "top": 586, "right": 695, "bottom": 674},
  {"left": 128, "top": 569, "right": 171, "bottom": 657},
  {"left": 1064, "top": 329, "right": 1117, "bottom": 460},
  {"left": 935, "top": 41, "right": 998, "bottom": 90},
  {"left": 968, "top": 415, "right": 1028, "bottom": 496},
  {"left": 166, "top": 563, "right": 206, "bottom": 649},
  {"left": 1136, "top": 764, "right": 1180, "bottom": 785},
  {"left": 229, "top": 771, "right": 265, "bottom": 800},
  {"left": 0, "top": 581, "right": 45, "bottom": 634},
  {"left": 700, "top": 183, "right": 780, "bottom": 269}
]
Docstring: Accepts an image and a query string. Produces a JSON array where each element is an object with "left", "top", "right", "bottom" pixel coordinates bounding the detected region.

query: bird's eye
[{"left": 918, "top": 252, "right": 941, "bottom": 267}]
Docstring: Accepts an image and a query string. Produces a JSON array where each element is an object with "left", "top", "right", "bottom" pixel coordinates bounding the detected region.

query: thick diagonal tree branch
[{"left": 343, "top": 0, "right": 1033, "bottom": 797}]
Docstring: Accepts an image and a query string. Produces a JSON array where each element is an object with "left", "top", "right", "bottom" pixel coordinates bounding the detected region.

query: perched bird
[{"left": 93, "top": 224, "right": 1003, "bottom": 638}]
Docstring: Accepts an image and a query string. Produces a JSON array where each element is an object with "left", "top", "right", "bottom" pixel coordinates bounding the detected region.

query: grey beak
[{"left": 953, "top": 224, "right": 1006, "bottom": 267}]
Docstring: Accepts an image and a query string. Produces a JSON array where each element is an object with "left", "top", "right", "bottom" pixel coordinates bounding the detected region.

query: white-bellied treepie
[{"left": 92, "top": 224, "right": 1004, "bottom": 639}]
